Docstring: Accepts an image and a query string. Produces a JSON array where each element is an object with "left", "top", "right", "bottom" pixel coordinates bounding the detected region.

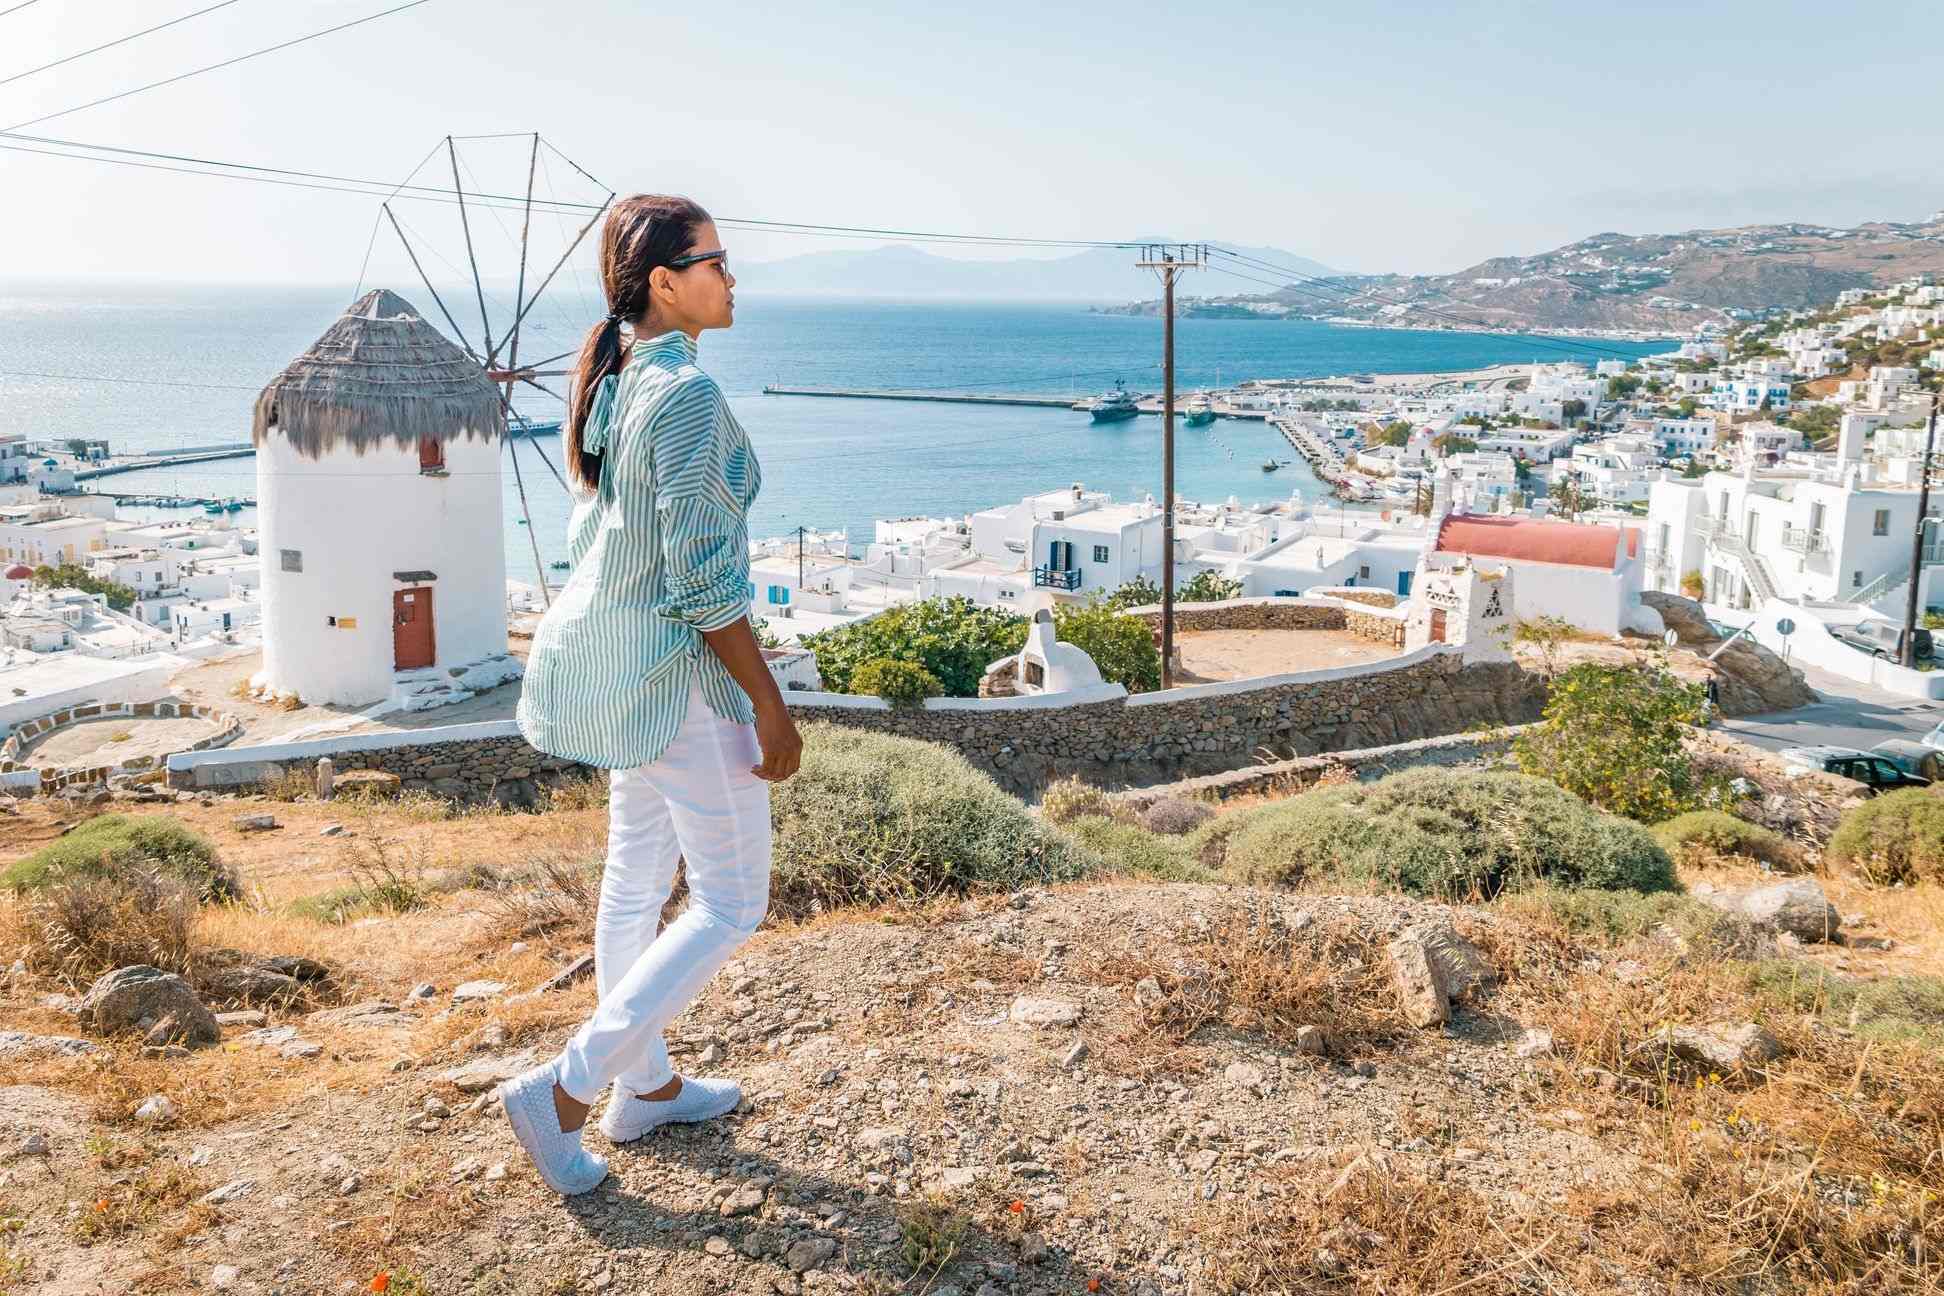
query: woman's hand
[{"left": 751, "top": 699, "right": 803, "bottom": 783}]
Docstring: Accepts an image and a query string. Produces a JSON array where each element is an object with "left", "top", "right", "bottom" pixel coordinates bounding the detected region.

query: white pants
[{"left": 554, "top": 683, "right": 772, "bottom": 1103}]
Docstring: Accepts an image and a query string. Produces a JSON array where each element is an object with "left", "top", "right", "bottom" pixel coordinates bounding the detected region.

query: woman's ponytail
[{"left": 563, "top": 195, "right": 712, "bottom": 493}]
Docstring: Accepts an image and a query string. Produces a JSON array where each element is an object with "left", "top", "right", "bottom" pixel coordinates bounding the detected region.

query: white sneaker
[
  {"left": 598, "top": 1074, "right": 742, "bottom": 1144},
  {"left": 498, "top": 1062, "right": 609, "bottom": 1196}
]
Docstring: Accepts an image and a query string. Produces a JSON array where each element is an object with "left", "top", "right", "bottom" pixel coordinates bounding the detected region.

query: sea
[{"left": 0, "top": 284, "right": 1669, "bottom": 576}]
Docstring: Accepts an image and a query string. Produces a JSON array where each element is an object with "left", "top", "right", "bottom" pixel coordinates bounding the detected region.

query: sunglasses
[{"left": 668, "top": 249, "right": 730, "bottom": 276}]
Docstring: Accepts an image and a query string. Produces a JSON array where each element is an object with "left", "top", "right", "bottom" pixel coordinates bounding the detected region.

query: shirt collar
[{"left": 632, "top": 330, "right": 698, "bottom": 363}]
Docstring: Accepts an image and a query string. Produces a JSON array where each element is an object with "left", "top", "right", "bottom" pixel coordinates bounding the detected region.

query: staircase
[
  {"left": 389, "top": 668, "right": 476, "bottom": 714},
  {"left": 1709, "top": 533, "right": 1778, "bottom": 605}
]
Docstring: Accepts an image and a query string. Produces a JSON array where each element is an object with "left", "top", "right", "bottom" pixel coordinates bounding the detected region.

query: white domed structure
[{"left": 251, "top": 289, "right": 519, "bottom": 708}]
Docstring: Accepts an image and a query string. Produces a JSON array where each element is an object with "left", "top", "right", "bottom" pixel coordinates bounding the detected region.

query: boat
[
  {"left": 1261, "top": 460, "right": 1281, "bottom": 473},
  {"left": 512, "top": 419, "right": 562, "bottom": 439},
  {"left": 224, "top": 501, "right": 243, "bottom": 513},
  {"left": 1088, "top": 381, "right": 1140, "bottom": 423},
  {"left": 1183, "top": 396, "right": 1215, "bottom": 427},
  {"left": 549, "top": 560, "right": 570, "bottom": 571},
  {"left": 203, "top": 503, "right": 223, "bottom": 515}
]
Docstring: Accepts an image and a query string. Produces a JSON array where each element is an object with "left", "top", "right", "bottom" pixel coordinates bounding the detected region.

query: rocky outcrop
[
  {"left": 1638, "top": 592, "right": 1816, "bottom": 716},
  {"left": 77, "top": 965, "right": 220, "bottom": 1048},
  {"left": 1655, "top": 1022, "right": 1783, "bottom": 1072},
  {"left": 1385, "top": 921, "right": 1491, "bottom": 1028},
  {"left": 1700, "top": 878, "right": 1842, "bottom": 943}
]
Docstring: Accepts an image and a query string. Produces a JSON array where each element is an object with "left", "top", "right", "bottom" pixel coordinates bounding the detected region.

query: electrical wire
[
  {"left": 0, "top": 368, "right": 258, "bottom": 390},
  {"left": 4, "top": 0, "right": 437, "bottom": 131},
  {"left": 0, "top": 0, "right": 251, "bottom": 89},
  {"left": 0, "top": 0, "right": 44, "bottom": 17}
]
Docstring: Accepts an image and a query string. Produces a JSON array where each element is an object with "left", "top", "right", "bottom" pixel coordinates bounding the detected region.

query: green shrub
[
  {"left": 1058, "top": 815, "right": 1211, "bottom": 883},
  {"left": 1053, "top": 601, "right": 1161, "bottom": 692},
  {"left": 851, "top": 658, "right": 944, "bottom": 707},
  {"left": 799, "top": 597, "right": 1026, "bottom": 698},
  {"left": 1180, "top": 570, "right": 1243, "bottom": 603},
  {"left": 1652, "top": 810, "right": 1795, "bottom": 869},
  {"left": 1826, "top": 788, "right": 1944, "bottom": 884},
  {"left": 1102, "top": 576, "right": 1161, "bottom": 611},
  {"left": 1038, "top": 776, "right": 1117, "bottom": 825},
  {"left": 1743, "top": 960, "right": 1944, "bottom": 1047},
  {"left": 1203, "top": 768, "right": 1676, "bottom": 900},
  {"left": 3, "top": 815, "right": 236, "bottom": 902},
  {"left": 1514, "top": 662, "right": 1710, "bottom": 823},
  {"left": 770, "top": 724, "right": 1102, "bottom": 916},
  {"left": 1139, "top": 796, "right": 1215, "bottom": 836}
]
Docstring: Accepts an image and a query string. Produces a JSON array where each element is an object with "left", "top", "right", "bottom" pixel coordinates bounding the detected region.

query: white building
[
  {"left": 0, "top": 505, "right": 107, "bottom": 569},
  {"left": 1568, "top": 437, "right": 1661, "bottom": 506},
  {"left": 1711, "top": 376, "right": 1792, "bottom": 414},
  {"left": 252, "top": 290, "right": 519, "bottom": 708}
]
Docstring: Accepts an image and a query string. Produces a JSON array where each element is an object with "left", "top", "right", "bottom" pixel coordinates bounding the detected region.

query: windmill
[{"left": 366, "top": 134, "right": 616, "bottom": 607}]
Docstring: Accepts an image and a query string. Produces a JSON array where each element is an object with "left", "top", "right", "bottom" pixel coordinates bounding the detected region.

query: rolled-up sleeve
[{"left": 649, "top": 375, "right": 753, "bottom": 632}]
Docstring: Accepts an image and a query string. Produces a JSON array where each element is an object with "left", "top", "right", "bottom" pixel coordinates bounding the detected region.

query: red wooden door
[
  {"left": 392, "top": 587, "right": 435, "bottom": 670},
  {"left": 1429, "top": 608, "right": 1447, "bottom": 644}
]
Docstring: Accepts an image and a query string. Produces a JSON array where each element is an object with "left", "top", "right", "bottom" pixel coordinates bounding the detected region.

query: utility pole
[
  {"left": 1902, "top": 393, "right": 1941, "bottom": 668},
  {"left": 1136, "top": 243, "right": 1206, "bottom": 689},
  {"left": 796, "top": 525, "right": 807, "bottom": 592}
]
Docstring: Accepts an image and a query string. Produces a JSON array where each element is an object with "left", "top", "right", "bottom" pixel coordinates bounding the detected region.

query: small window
[
  {"left": 1853, "top": 570, "right": 1864, "bottom": 588},
  {"left": 280, "top": 548, "right": 303, "bottom": 573},
  {"left": 418, "top": 437, "right": 445, "bottom": 472},
  {"left": 1359, "top": 565, "right": 1372, "bottom": 579},
  {"left": 767, "top": 585, "right": 790, "bottom": 606},
  {"left": 1874, "top": 509, "right": 1891, "bottom": 536},
  {"left": 1092, "top": 545, "right": 1110, "bottom": 564}
]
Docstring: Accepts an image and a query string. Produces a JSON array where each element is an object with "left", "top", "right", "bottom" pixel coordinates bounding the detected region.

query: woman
[{"left": 502, "top": 194, "right": 803, "bottom": 1196}]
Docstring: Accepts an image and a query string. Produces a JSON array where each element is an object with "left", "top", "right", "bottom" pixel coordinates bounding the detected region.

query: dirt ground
[
  {"left": 1173, "top": 627, "right": 1402, "bottom": 683},
  {"left": 17, "top": 717, "right": 222, "bottom": 771},
  {"left": 165, "top": 651, "right": 527, "bottom": 745}
]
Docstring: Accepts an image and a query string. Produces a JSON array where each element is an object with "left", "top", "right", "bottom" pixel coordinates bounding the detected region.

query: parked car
[
  {"left": 1778, "top": 745, "right": 1932, "bottom": 792},
  {"left": 1921, "top": 721, "right": 1944, "bottom": 751},
  {"left": 1871, "top": 739, "right": 1944, "bottom": 782},
  {"left": 1833, "top": 620, "right": 1934, "bottom": 661}
]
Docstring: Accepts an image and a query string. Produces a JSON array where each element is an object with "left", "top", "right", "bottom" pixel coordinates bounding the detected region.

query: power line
[
  {"left": 0, "top": 0, "right": 252, "bottom": 90},
  {"left": 0, "top": 0, "right": 44, "bottom": 17},
  {"left": 4, "top": 0, "right": 436, "bottom": 131},
  {"left": 0, "top": 368, "right": 259, "bottom": 390}
]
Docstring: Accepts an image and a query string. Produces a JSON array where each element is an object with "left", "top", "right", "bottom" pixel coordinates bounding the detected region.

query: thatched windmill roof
[{"left": 252, "top": 289, "right": 505, "bottom": 458}]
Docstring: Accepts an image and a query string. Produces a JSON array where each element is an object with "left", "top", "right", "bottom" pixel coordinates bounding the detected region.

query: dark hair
[{"left": 565, "top": 194, "right": 712, "bottom": 491}]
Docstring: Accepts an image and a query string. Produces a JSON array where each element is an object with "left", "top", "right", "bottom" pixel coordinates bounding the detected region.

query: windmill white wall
[{"left": 256, "top": 433, "right": 511, "bottom": 706}]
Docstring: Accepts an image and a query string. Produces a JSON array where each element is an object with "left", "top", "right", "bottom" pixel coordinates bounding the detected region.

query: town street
[{"left": 1718, "top": 660, "right": 1944, "bottom": 753}]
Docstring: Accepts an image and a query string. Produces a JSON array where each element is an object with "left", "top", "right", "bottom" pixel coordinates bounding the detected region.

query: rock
[
  {"left": 423, "top": 1096, "right": 452, "bottom": 1118},
  {"left": 309, "top": 1001, "right": 407, "bottom": 1030},
  {"left": 441, "top": 1050, "right": 536, "bottom": 1094},
  {"left": 209, "top": 1263, "right": 241, "bottom": 1289},
  {"left": 318, "top": 1154, "right": 356, "bottom": 1186},
  {"left": 704, "top": 1237, "right": 734, "bottom": 1258},
  {"left": 319, "top": 823, "right": 344, "bottom": 837},
  {"left": 1514, "top": 1028, "right": 1555, "bottom": 1059},
  {"left": 1061, "top": 1040, "right": 1089, "bottom": 1069},
  {"left": 721, "top": 1186, "right": 767, "bottom": 1217},
  {"left": 1702, "top": 880, "right": 1841, "bottom": 944},
  {"left": 942, "top": 1167, "right": 978, "bottom": 1189},
  {"left": 483, "top": 1161, "right": 507, "bottom": 1182},
  {"left": 261, "top": 955, "right": 331, "bottom": 983},
  {"left": 199, "top": 966, "right": 303, "bottom": 1006},
  {"left": 1293, "top": 1025, "right": 1326, "bottom": 1057},
  {"left": 785, "top": 1238, "right": 837, "bottom": 1273},
  {"left": 233, "top": 813, "right": 278, "bottom": 832},
  {"left": 537, "top": 954, "right": 595, "bottom": 993},
  {"left": 79, "top": 966, "right": 220, "bottom": 1048},
  {"left": 700, "top": 1042, "right": 725, "bottom": 1065},
  {"left": 407, "top": 983, "right": 438, "bottom": 1001},
  {"left": 0, "top": 1030, "right": 99, "bottom": 1060},
  {"left": 134, "top": 1094, "right": 177, "bottom": 1125},
  {"left": 1655, "top": 1022, "right": 1782, "bottom": 1072},
  {"left": 19, "top": 1132, "right": 50, "bottom": 1158},
  {"left": 332, "top": 769, "right": 400, "bottom": 799},
  {"left": 1224, "top": 1062, "right": 1266, "bottom": 1090},
  {"left": 1018, "top": 1232, "right": 1050, "bottom": 1264},
  {"left": 214, "top": 1010, "right": 266, "bottom": 1028},
  {"left": 200, "top": 1178, "right": 255, "bottom": 1205},
  {"left": 1008, "top": 996, "right": 1082, "bottom": 1028},
  {"left": 1385, "top": 922, "right": 1489, "bottom": 1028},
  {"left": 1133, "top": 977, "right": 1164, "bottom": 1008},
  {"left": 452, "top": 980, "right": 507, "bottom": 1005}
]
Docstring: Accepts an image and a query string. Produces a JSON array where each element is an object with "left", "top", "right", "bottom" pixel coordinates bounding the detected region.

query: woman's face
[{"left": 653, "top": 219, "right": 736, "bottom": 335}]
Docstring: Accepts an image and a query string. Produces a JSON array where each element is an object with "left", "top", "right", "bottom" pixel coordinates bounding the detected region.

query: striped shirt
[{"left": 516, "top": 331, "right": 761, "bottom": 768}]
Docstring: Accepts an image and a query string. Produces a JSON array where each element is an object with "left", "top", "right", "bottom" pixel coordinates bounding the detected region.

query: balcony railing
[
  {"left": 1693, "top": 514, "right": 1727, "bottom": 539},
  {"left": 1779, "top": 525, "right": 1829, "bottom": 555},
  {"left": 1032, "top": 566, "right": 1082, "bottom": 591}
]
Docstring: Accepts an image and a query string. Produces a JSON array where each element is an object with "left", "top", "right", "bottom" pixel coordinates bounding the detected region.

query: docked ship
[
  {"left": 1088, "top": 381, "right": 1140, "bottom": 423},
  {"left": 1183, "top": 396, "right": 1216, "bottom": 427}
]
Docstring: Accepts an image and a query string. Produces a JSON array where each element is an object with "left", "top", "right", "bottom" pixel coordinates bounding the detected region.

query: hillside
[
  {"left": 741, "top": 242, "right": 1335, "bottom": 302},
  {"left": 1109, "top": 218, "right": 1944, "bottom": 333}
]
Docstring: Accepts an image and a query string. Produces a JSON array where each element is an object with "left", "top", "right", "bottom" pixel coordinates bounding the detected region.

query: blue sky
[{"left": 2, "top": 0, "right": 1939, "bottom": 283}]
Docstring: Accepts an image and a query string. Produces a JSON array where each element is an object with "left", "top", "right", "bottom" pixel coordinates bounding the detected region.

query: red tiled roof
[
  {"left": 3, "top": 564, "right": 32, "bottom": 580},
  {"left": 1434, "top": 515, "right": 1625, "bottom": 570}
]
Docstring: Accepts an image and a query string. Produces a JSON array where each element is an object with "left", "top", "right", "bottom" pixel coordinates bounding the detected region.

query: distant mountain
[
  {"left": 1105, "top": 218, "right": 1944, "bottom": 333},
  {"left": 740, "top": 242, "right": 1336, "bottom": 302}
]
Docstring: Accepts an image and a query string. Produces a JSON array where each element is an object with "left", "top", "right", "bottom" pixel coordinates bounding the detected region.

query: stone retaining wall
[
  {"left": 1118, "top": 726, "right": 1530, "bottom": 807},
  {"left": 1125, "top": 597, "right": 1346, "bottom": 633},
  {"left": 2, "top": 699, "right": 243, "bottom": 794},
  {"left": 784, "top": 647, "right": 1545, "bottom": 796},
  {"left": 169, "top": 645, "right": 1547, "bottom": 802}
]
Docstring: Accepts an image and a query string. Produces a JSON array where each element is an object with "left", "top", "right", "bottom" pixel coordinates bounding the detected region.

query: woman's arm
[{"left": 701, "top": 617, "right": 802, "bottom": 782}]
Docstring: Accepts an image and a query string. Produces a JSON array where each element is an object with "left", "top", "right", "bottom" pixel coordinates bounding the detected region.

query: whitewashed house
[{"left": 251, "top": 289, "right": 519, "bottom": 708}]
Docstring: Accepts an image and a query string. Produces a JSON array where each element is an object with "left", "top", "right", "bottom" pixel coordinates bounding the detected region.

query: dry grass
[
  {"left": 318, "top": 1148, "right": 493, "bottom": 1265},
  {"left": 479, "top": 850, "right": 601, "bottom": 943},
  {"left": 68, "top": 1159, "right": 210, "bottom": 1246},
  {"left": 261, "top": 766, "right": 317, "bottom": 803},
  {"left": 2, "top": 873, "right": 201, "bottom": 984}
]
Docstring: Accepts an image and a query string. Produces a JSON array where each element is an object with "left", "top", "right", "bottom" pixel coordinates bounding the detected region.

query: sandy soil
[
  {"left": 1173, "top": 628, "right": 1402, "bottom": 684},
  {"left": 17, "top": 716, "right": 221, "bottom": 770},
  {"left": 165, "top": 651, "right": 527, "bottom": 745}
]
